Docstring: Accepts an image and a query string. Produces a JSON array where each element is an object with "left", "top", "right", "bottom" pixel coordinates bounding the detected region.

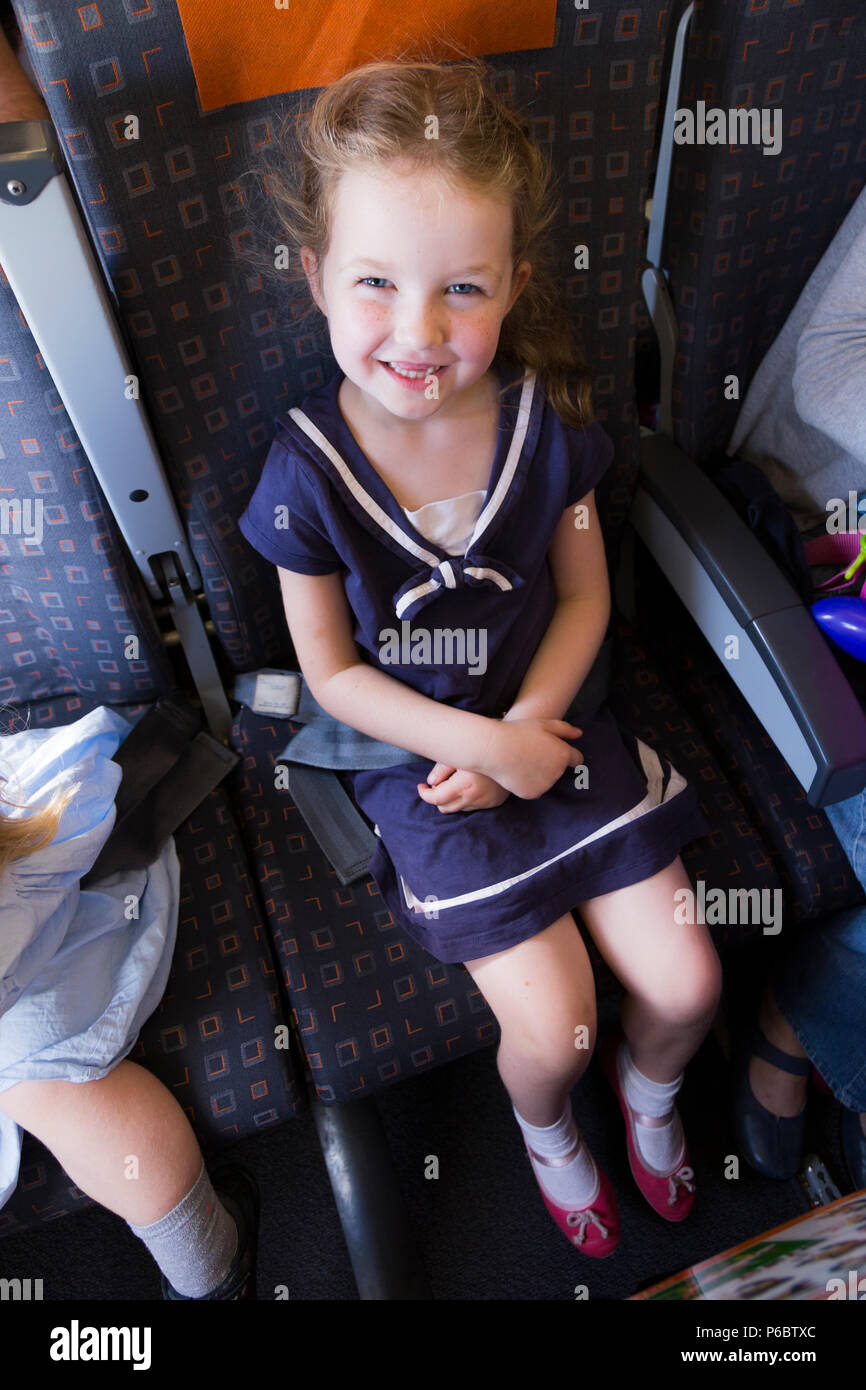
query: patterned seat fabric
[
  {"left": 0, "top": 699, "right": 301, "bottom": 1237},
  {"left": 10, "top": 1, "right": 679, "bottom": 677},
  {"left": 667, "top": 0, "right": 863, "bottom": 466},
  {"left": 3, "top": 0, "right": 846, "bottom": 1228},
  {"left": 231, "top": 707, "right": 500, "bottom": 1100},
  {"left": 635, "top": 0, "right": 866, "bottom": 920},
  {"left": 8, "top": 0, "right": 701, "bottom": 1102},
  {"left": 632, "top": 562, "right": 866, "bottom": 927}
]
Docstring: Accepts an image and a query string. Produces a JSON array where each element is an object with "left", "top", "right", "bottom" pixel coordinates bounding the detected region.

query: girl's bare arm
[
  {"left": 277, "top": 565, "right": 502, "bottom": 774},
  {"left": 277, "top": 566, "right": 583, "bottom": 797},
  {"left": 503, "top": 489, "right": 611, "bottom": 723}
]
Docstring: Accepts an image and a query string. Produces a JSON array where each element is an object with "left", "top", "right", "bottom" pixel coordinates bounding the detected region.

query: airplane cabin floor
[{"left": 0, "top": 961, "right": 852, "bottom": 1301}]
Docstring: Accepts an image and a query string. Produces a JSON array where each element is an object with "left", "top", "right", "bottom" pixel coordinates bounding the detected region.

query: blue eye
[{"left": 356, "top": 278, "right": 482, "bottom": 295}]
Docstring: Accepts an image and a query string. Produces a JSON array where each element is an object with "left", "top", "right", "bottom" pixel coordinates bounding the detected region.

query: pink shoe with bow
[
  {"left": 524, "top": 1141, "right": 621, "bottom": 1257},
  {"left": 600, "top": 1029, "right": 696, "bottom": 1222}
]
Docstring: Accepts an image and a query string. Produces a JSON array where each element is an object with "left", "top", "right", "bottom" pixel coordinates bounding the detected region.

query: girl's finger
[
  {"left": 418, "top": 781, "right": 459, "bottom": 806},
  {"left": 427, "top": 763, "right": 456, "bottom": 786}
]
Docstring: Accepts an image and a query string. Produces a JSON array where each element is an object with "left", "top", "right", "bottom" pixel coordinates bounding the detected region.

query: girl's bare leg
[
  {"left": 577, "top": 857, "right": 724, "bottom": 1115},
  {"left": 464, "top": 912, "right": 598, "bottom": 1126},
  {"left": 0, "top": 1059, "right": 204, "bottom": 1226}
]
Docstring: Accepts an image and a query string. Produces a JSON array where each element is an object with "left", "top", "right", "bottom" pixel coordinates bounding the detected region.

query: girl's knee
[
  {"left": 700, "top": 950, "right": 725, "bottom": 1014},
  {"left": 469, "top": 913, "right": 598, "bottom": 1077},
  {"left": 500, "top": 1005, "right": 598, "bottom": 1081},
  {"left": 662, "top": 952, "right": 723, "bottom": 1028}
]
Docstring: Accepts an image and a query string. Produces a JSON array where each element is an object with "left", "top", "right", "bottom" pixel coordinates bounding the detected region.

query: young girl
[
  {"left": 239, "top": 54, "right": 723, "bottom": 1256},
  {"left": 0, "top": 705, "right": 257, "bottom": 1297}
]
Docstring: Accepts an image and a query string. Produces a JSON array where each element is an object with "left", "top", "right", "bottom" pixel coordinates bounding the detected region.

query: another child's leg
[
  {"left": 465, "top": 913, "right": 602, "bottom": 1211},
  {"left": 578, "top": 856, "right": 723, "bottom": 1171},
  {"left": 0, "top": 1060, "right": 240, "bottom": 1296}
]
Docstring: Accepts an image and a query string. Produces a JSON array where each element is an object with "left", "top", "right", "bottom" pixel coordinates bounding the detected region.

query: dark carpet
[{"left": 0, "top": 973, "right": 852, "bottom": 1302}]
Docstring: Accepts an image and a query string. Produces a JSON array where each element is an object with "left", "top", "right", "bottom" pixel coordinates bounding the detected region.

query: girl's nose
[{"left": 392, "top": 299, "right": 446, "bottom": 350}]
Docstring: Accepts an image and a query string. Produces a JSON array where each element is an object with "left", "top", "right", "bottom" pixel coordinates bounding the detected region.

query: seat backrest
[
  {"left": 664, "top": 0, "right": 865, "bottom": 465},
  {"left": 0, "top": 268, "right": 175, "bottom": 709},
  {"left": 8, "top": 1, "right": 681, "bottom": 684}
]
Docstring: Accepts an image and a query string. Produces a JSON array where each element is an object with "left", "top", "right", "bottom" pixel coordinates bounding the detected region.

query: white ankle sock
[
  {"left": 513, "top": 1103, "right": 600, "bottom": 1210},
  {"left": 619, "top": 1039, "right": 686, "bottom": 1173}
]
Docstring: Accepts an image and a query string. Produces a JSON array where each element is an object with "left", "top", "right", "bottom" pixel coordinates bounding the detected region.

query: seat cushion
[
  {"left": 609, "top": 615, "right": 787, "bottom": 949},
  {"left": 228, "top": 703, "right": 502, "bottom": 1102},
  {"left": 0, "top": 695, "right": 302, "bottom": 1238},
  {"left": 626, "top": 561, "right": 866, "bottom": 927}
]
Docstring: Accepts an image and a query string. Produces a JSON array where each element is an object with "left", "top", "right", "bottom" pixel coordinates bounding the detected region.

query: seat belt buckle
[{"left": 231, "top": 669, "right": 302, "bottom": 718}]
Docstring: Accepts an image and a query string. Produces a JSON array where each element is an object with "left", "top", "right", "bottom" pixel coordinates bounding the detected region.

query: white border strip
[
  {"left": 288, "top": 407, "right": 441, "bottom": 566},
  {"left": 394, "top": 579, "right": 441, "bottom": 619},
  {"left": 468, "top": 371, "right": 536, "bottom": 548},
  {"left": 400, "top": 741, "right": 687, "bottom": 913},
  {"left": 289, "top": 368, "right": 536, "bottom": 567}
]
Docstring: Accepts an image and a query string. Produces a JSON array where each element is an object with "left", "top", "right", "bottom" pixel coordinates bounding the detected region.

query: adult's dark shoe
[
  {"left": 733, "top": 1024, "right": 810, "bottom": 1180},
  {"left": 841, "top": 1108, "right": 866, "bottom": 1191}
]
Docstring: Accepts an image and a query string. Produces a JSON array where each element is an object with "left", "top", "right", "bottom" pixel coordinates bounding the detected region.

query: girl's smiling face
[{"left": 300, "top": 161, "right": 531, "bottom": 428}]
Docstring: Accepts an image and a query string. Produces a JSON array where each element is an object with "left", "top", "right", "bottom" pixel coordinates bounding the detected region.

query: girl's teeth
[{"left": 387, "top": 362, "right": 440, "bottom": 379}]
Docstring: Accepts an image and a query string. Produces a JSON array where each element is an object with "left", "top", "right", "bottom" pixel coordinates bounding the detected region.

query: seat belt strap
[
  {"left": 284, "top": 765, "right": 379, "bottom": 887},
  {"left": 0, "top": 119, "right": 231, "bottom": 742},
  {"left": 230, "top": 669, "right": 407, "bottom": 883},
  {"left": 641, "top": 1, "right": 695, "bottom": 439},
  {"left": 230, "top": 669, "right": 415, "bottom": 767},
  {"left": 229, "top": 639, "right": 613, "bottom": 886}
]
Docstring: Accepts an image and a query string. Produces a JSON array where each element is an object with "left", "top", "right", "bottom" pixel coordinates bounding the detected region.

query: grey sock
[{"left": 128, "top": 1160, "right": 239, "bottom": 1297}]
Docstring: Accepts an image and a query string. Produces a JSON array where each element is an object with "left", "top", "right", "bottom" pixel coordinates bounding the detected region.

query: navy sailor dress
[{"left": 239, "top": 358, "right": 708, "bottom": 963}]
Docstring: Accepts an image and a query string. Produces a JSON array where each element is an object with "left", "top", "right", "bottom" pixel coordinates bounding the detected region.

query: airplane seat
[
  {"left": 628, "top": 0, "right": 866, "bottom": 935},
  {"left": 0, "top": 547, "right": 301, "bottom": 1231},
  {"left": 0, "top": 0, "right": 810, "bottom": 1273}
]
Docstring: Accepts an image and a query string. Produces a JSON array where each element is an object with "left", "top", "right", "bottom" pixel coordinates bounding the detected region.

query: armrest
[{"left": 631, "top": 430, "right": 866, "bottom": 806}]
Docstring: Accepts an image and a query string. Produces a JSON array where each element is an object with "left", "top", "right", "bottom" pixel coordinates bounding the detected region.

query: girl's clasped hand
[{"left": 417, "top": 718, "right": 584, "bottom": 813}]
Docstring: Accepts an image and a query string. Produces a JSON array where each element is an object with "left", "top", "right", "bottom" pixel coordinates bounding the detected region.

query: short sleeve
[
  {"left": 238, "top": 431, "right": 342, "bottom": 575},
  {"left": 564, "top": 419, "right": 615, "bottom": 507}
]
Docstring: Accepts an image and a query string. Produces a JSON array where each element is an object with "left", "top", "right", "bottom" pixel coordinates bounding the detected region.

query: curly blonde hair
[
  {"left": 0, "top": 784, "right": 77, "bottom": 881},
  {"left": 236, "top": 45, "right": 596, "bottom": 430},
  {"left": 0, "top": 706, "right": 79, "bottom": 881}
]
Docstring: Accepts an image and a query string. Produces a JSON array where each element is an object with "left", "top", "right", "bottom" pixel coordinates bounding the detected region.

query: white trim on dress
[
  {"left": 287, "top": 370, "right": 536, "bottom": 562},
  {"left": 399, "top": 742, "right": 688, "bottom": 914}
]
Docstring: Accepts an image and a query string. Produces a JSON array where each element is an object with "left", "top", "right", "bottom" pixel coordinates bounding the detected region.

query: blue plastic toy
[
  {"left": 809, "top": 533, "right": 866, "bottom": 661},
  {"left": 812, "top": 597, "right": 866, "bottom": 661}
]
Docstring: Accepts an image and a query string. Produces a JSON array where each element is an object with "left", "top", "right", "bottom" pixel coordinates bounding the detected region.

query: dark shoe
[
  {"left": 162, "top": 1164, "right": 260, "bottom": 1300},
  {"left": 841, "top": 1108, "right": 866, "bottom": 1191},
  {"left": 733, "top": 1024, "right": 810, "bottom": 1180}
]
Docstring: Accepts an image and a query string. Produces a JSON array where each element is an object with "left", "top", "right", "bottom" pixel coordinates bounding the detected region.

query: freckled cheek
[
  {"left": 337, "top": 302, "right": 501, "bottom": 358},
  {"left": 459, "top": 306, "right": 507, "bottom": 355},
  {"left": 339, "top": 303, "right": 390, "bottom": 347},
  {"left": 457, "top": 325, "right": 503, "bottom": 362}
]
